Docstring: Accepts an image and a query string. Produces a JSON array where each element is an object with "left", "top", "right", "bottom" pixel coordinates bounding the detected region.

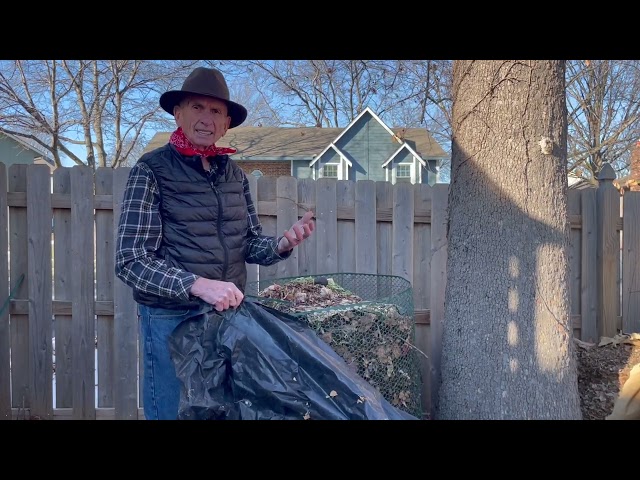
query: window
[
  {"left": 396, "top": 164, "right": 412, "bottom": 183},
  {"left": 251, "top": 169, "right": 263, "bottom": 178},
  {"left": 321, "top": 164, "right": 338, "bottom": 178}
]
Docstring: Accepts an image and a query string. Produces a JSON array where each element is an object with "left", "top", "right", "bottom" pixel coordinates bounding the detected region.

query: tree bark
[{"left": 436, "top": 60, "right": 582, "bottom": 419}]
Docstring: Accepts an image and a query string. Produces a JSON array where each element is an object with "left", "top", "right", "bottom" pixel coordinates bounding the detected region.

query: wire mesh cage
[{"left": 246, "top": 272, "right": 423, "bottom": 418}]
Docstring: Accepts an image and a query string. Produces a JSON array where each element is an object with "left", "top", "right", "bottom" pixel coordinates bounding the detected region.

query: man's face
[{"left": 174, "top": 95, "right": 231, "bottom": 149}]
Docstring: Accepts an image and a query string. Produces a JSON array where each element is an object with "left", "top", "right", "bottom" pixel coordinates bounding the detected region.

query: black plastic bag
[{"left": 168, "top": 298, "right": 417, "bottom": 420}]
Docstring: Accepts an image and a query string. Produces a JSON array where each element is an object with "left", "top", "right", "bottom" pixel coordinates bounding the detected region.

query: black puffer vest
[{"left": 134, "top": 144, "right": 248, "bottom": 308}]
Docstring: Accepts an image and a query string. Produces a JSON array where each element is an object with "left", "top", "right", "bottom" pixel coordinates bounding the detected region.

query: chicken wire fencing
[{"left": 245, "top": 272, "right": 424, "bottom": 418}]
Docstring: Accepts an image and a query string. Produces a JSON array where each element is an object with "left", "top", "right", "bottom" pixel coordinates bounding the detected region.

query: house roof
[
  {"left": 381, "top": 143, "right": 427, "bottom": 168},
  {"left": 1, "top": 132, "right": 55, "bottom": 166},
  {"left": 324, "top": 107, "right": 399, "bottom": 148},
  {"left": 144, "top": 125, "right": 448, "bottom": 161},
  {"left": 309, "top": 143, "right": 352, "bottom": 167}
]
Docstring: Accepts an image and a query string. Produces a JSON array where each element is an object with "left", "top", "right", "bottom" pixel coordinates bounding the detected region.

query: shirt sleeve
[
  {"left": 243, "top": 172, "right": 293, "bottom": 265},
  {"left": 114, "top": 162, "right": 198, "bottom": 301}
]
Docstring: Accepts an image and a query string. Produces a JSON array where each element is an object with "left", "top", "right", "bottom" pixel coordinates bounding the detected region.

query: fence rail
[{"left": 1, "top": 162, "right": 638, "bottom": 420}]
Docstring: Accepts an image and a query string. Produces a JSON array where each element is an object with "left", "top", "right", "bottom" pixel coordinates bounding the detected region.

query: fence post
[{"left": 596, "top": 163, "right": 619, "bottom": 339}]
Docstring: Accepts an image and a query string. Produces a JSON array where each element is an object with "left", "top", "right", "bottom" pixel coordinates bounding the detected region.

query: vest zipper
[{"left": 209, "top": 181, "right": 230, "bottom": 281}]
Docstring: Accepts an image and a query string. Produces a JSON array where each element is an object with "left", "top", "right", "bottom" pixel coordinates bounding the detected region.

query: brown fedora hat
[{"left": 159, "top": 67, "right": 248, "bottom": 129}]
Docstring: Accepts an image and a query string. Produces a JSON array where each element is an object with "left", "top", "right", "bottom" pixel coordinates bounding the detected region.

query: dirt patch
[{"left": 576, "top": 333, "right": 640, "bottom": 420}]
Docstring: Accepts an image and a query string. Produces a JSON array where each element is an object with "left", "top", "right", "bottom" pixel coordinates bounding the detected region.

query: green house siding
[
  {"left": 333, "top": 113, "right": 399, "bottom": 182},
  {"left": 424, "top": 160, "right": 439, "bottom": 185},
  {"left": 335, "top": 119, "right": 367, "bottom": 178},
  {"left": 393, "top": 149, "right": 412, "bottom": 164},
  {"left": 0, "top": 136, "right": 43, "bottom": 167},
  {"left": 314, "top": 148, "right": 342, "bottom": 177},
  {"left": 292, "top": 160, "right": 312, "bottom": 179},
  {"left": 364, "top": 120, "right": 398, "bottom": 167},
  {"left": 388, "top": 149, "right": 414, "bottom": 183}
]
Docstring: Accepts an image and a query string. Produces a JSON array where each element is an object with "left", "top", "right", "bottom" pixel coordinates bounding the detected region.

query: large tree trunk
[{"left": 436, "top": 60, "right": 582, "bottom": 419}]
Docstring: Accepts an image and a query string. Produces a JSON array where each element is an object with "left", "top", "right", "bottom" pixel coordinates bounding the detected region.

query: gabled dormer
[
  {"left": 309, "top": 107, "right": 444, "bottom": 184},
  {"left": 309, "top": 143, "right": 352, "bottom": 180},
  {"left": 381, "top": 142, "right": 428, "bottom": 184}
]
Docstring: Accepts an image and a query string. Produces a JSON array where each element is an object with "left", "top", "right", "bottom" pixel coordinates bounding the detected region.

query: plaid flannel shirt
[{"left": 115, "top": 160, "right": 290, "bottom": 301}]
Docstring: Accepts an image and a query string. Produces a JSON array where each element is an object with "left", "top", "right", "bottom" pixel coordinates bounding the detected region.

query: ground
[{"left": 576, "top": 333, "right": 640, "bottom": 420}]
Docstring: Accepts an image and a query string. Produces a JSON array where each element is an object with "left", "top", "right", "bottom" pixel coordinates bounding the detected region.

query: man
[{"left": 115, "top": 66, "right": 315, "bottom": 420}]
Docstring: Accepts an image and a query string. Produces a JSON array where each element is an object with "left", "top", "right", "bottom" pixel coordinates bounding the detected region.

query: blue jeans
[{"left": 138, "top": 303, "right": 210, "bottom": 420}]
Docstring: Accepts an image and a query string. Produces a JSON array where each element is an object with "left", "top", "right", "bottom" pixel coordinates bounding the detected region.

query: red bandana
[{"left": 169, "top": 127, "right": 237, "bottom": 157}]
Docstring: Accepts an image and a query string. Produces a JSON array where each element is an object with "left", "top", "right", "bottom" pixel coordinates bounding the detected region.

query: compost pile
[{"left": 257, "top": 276, "right": 423, "bottom": 418}]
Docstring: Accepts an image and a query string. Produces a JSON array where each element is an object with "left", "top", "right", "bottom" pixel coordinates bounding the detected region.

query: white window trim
[
  {"left": 321, "top": 163, "right": 339, "bottom": 179},
  {"left": 390, "top": 160, "right": 416, "bottom": 184},
  {"left": 311, "top": 144, "right": 352, "bottom": 180},
  {"left": 316, "top": 160, "right": 349, "bottom": 180}
]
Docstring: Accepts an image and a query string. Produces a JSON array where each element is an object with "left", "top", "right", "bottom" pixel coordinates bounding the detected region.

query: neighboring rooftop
[
  {"left": 144, "top": 126, "right": 448, "bottom": 160},
  {"left": 1, "top": 131, "right": 55, "bottom": 166}
]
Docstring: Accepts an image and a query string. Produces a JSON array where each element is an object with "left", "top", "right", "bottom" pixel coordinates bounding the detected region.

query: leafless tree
[
  {"left": 212, "top": 60, "right": 452, "bottom": 128},
  {"left": 436, "top": 60, "right": 582, "bottom": 419},
  {"left": 0, "top": 60, "right": 198, "bottom": 168},
  {"left": 211, "top": 59, "right": 454, "bottom": 179},
  {"left": 215, "top": 59, "right": 640, "bottom": 185},
  {"left": 6, "top": 59, "right": 638, "bottom": 184},
  {"left": 0, "top": 59, "right": 454, "bottom": 173},
  {"left": 384, "top": 60, "right": 453, "bottom": 181},
  {"left": 566, "top": 59, "right": 640, "bottom": 184}
]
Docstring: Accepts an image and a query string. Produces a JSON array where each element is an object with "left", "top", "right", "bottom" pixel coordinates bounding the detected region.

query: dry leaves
[
  {"left": 258, "top": 276, "right": 423, "bottom": 418},
  {"left": 575, "top": 332, "right": 640, "bottom": 420}
]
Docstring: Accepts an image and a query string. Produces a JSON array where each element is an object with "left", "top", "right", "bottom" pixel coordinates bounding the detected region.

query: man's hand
[
  {"left": 190, "top": 277, "right": 244, "bottom": 312},
  {"left": 277, "top": 210, "right": 315, "bottom": 254}
]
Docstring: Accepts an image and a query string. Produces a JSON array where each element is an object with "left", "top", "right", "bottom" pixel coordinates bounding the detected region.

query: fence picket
[
  {"left": 26, "top": 165, "right": 54, "bottom": 419},
  {"left": 413, "top": 183, "right": 432, "bottom": 414},
  {"left": 8, "top": 164, "right": 29, "bottom": 415},
  {"left": 246, "top": 174, "right": 259, "bottom": 287},
  {"left": 297, "top": 178, "right": 317, "bottom": 276},
  {"left": 429, "top": 183, "right": 448, "bottom": 418},
  {"left": 376, "top": 181, "right": 393, "bottom": 297},
  {"left": 257, "top": 176, "right": 278, "bottom": 284},
  {"left": 112, "top": 167, "right": 139, "bottom": 419},
  {"left": 53, "top": 167, "right": 73, "bottom": 409},
  {"left": 275, "top": 176, "right": 299, "bottom": 278},
  {"left": 568, "top": 190, "right": 582, "bottom": 338},
  {"left": 0, "top": 163, "right": 9, "bottom": 419},
  {"left": 337, "top": 180, "right": 355, "bottom": 273},
  {"left": 392, "top": 182, "right": 414, "bottom": 283},
  {"left": 355, "top": 180, "right": 376, "bottom": 274},
  {"left": 316, "top": 178, "right": 338, "bottom": 274},
  {"left": 413, "top": 183, "right": 432, "bottom": 312},
  {"left": 581, "top": 189, "right": 598, "bottom": 343},
  {"left": 70, "top": 166, "right": 96, "bottom": 419},
  {"left": 95, "top": 168, "right": 114, "bottom": 409},
  {"left": 623, "top": 192, "right": 640, "bottom": 333}
]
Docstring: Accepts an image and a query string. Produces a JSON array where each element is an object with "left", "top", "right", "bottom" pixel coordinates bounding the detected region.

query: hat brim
[{"left": 159, "top": 90, "right": 248, "bottom": 129}]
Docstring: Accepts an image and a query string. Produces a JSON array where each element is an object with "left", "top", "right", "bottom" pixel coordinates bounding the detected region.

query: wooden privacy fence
[{"left": 0, "top": 162, "right": 639, "bottom": 420}]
